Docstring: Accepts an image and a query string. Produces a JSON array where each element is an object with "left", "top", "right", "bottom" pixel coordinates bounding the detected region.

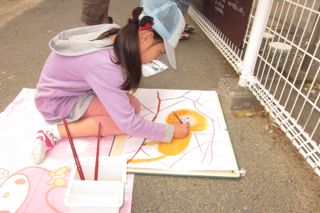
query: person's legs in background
[
  {"left": 81, "top": 0, "right": 112, "bottom": 25},
  {"left": 176, "top": 0, "right": 189, "bottom": 14},
  {"left": 175, "top": 0, "right": 195, "bottom": 40}
]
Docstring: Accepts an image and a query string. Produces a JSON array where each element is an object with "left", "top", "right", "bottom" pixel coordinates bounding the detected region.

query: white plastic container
[{"left": 64, "top": 157, "right": 127, "bottom": 213}]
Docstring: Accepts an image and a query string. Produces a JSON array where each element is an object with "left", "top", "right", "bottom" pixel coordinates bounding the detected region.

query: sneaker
[
  {"left": 184, "top": 24, "right": 195, "bottom": 33},
  {"left": 180, "top": 31, "right": 190, "bottom": 40},
  {"left": 32, "top": 130, "right": 57, "bottom": 164}
]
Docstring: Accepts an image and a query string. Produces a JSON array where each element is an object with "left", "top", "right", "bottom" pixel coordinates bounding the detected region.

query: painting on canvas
[{"left": 122, "top": 89, "right": 239, "bottom": 175}]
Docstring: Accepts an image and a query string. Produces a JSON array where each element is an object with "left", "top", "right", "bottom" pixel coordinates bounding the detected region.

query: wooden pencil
[
  {"left": 63, "top": 119, "right": 85, "bottom": 180},
  {"left": 94, "top": 122, "right": 102, "bottom": 181}
]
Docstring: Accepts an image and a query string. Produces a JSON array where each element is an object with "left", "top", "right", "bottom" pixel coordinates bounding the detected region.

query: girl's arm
[{"left": 86, "top": 62, "right": 174, "bottom": 142}]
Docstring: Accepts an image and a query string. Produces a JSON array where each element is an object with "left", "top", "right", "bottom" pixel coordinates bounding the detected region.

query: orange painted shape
[
  {"left": 158, "top": 134, "right": 192, "bottom": 156},
  {"left": 130, "top": 109, "right": 208, "bottom": 164}
]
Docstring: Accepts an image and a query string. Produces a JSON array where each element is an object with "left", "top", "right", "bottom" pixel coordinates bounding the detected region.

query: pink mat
[{"left": 0, "top": 88, "right": 134, "bottom": 212}]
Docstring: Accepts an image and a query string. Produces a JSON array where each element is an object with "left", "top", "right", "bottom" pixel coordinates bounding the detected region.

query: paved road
[{"left": 0, "top": 0, "right": 43, "bottom": 27}]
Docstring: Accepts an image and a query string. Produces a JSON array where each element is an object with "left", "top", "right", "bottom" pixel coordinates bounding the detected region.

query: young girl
[{"left": 32, "top": 0, "right": 190, "bottom": 164}]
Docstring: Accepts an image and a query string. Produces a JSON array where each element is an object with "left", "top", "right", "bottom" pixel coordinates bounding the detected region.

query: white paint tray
[{"left": 64, "top": 157, "right": 127, "bottom": 213}]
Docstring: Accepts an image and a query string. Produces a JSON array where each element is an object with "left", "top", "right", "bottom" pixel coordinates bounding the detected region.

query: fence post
[{"left": 238, "top": 0, "right": 274, "bottom": 87}]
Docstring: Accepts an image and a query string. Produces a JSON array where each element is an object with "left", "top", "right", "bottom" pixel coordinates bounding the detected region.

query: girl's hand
[{"left": 173, "top": 122, "right": 190, "bottom": 138}]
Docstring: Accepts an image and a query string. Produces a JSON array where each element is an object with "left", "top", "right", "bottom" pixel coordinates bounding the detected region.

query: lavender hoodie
[{"left": 35, "top": 24, "right": 173, "bottom": 142}]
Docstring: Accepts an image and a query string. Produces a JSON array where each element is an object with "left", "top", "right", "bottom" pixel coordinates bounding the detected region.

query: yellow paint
[
  {"left": 131, "top": 109, "right": 208, "bottom": 164},
  {"left": 130, "top": 155, "right": 166, "bottom": 163},
  {"left": 158, "top": 134, "right": 192, "bottom": 155}
]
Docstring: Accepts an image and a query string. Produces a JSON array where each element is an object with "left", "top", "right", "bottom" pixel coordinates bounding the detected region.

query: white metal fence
[{"left": 189, "top": 0, "right": 320, "bottom": 176}]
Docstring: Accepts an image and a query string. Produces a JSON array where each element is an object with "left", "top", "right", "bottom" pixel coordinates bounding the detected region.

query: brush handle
[
  {"left": 173, "top": 111, "right": 183, "bottom": 124},
  {"left": 94, "top": 123, "right": 101, "bottom": 181},
  {"left": 63, "top": 119, "right": 85, "bottom": 180}
]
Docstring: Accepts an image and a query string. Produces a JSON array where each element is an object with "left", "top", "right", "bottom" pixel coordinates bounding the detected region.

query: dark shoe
[
  {"left": 103, "top": 16, "right": 113, "bottom": 24},
  {"left": 108, "top": 16, "right": 113, "bottom": 24},
  {"left": 184, "top": 24, "right": 195, "bottom": 33}
]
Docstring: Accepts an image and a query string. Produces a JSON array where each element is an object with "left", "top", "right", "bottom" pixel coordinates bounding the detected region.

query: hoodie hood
[{"left": 49, "top": 24, "right": 120, "bottom": 56}]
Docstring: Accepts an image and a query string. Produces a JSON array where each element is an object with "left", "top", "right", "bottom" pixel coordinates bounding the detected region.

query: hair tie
[{"left": 139, "top": 22, "right": 154, "bottom": 31}]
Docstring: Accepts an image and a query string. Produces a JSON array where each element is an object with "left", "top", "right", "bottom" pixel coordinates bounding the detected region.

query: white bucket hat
[{"left": 142, "top": 0, "right": 185, "bottom": 69}]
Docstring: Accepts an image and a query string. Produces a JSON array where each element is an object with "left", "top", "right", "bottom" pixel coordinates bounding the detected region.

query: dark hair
[{"left": 96, "top": 7, "right": 157, "bottom": 91}]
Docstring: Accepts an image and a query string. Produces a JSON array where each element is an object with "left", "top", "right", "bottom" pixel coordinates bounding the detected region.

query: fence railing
[{"left": 189, "top": 0, "right": 320, "bottom": 176}]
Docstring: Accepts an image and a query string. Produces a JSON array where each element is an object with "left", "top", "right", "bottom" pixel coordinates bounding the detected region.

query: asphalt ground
[{"left": 1, "top": 0, "right": 319, "bottom": 212}]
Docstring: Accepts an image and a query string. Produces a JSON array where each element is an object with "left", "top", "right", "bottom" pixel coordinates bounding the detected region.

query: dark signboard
[{"left": 191, "top": 0, "right": 254, "bottom": 47}]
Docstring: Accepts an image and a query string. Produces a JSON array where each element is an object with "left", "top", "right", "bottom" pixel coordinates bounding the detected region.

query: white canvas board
[{"left": 121, "top": 89, "right": 240, "bottom": 176}]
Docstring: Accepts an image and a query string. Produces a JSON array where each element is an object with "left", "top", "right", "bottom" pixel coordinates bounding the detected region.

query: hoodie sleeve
[{"left": 85, "top": 62, "right": 174, "bottom": 142}]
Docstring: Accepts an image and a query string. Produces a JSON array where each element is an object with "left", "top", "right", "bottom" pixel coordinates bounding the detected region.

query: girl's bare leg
[
  {"left": 58, "top": 116, "right": 125, "bottom": 138},
  {"left": 58, "top": 95, "right": 141, "bottom": 138}
]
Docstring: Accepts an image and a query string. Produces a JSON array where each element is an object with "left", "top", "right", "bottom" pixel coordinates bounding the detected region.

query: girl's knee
[{"left": 92, "top": 116, "right": 124, "bottom": 136}]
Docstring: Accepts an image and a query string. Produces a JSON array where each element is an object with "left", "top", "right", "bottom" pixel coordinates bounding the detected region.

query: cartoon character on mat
[
  {"left": 130, "top": 109, "right": 208, "bottom": 163},
  {"left": 0, "top": 166, "right": 69, "bottom": 212}
]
